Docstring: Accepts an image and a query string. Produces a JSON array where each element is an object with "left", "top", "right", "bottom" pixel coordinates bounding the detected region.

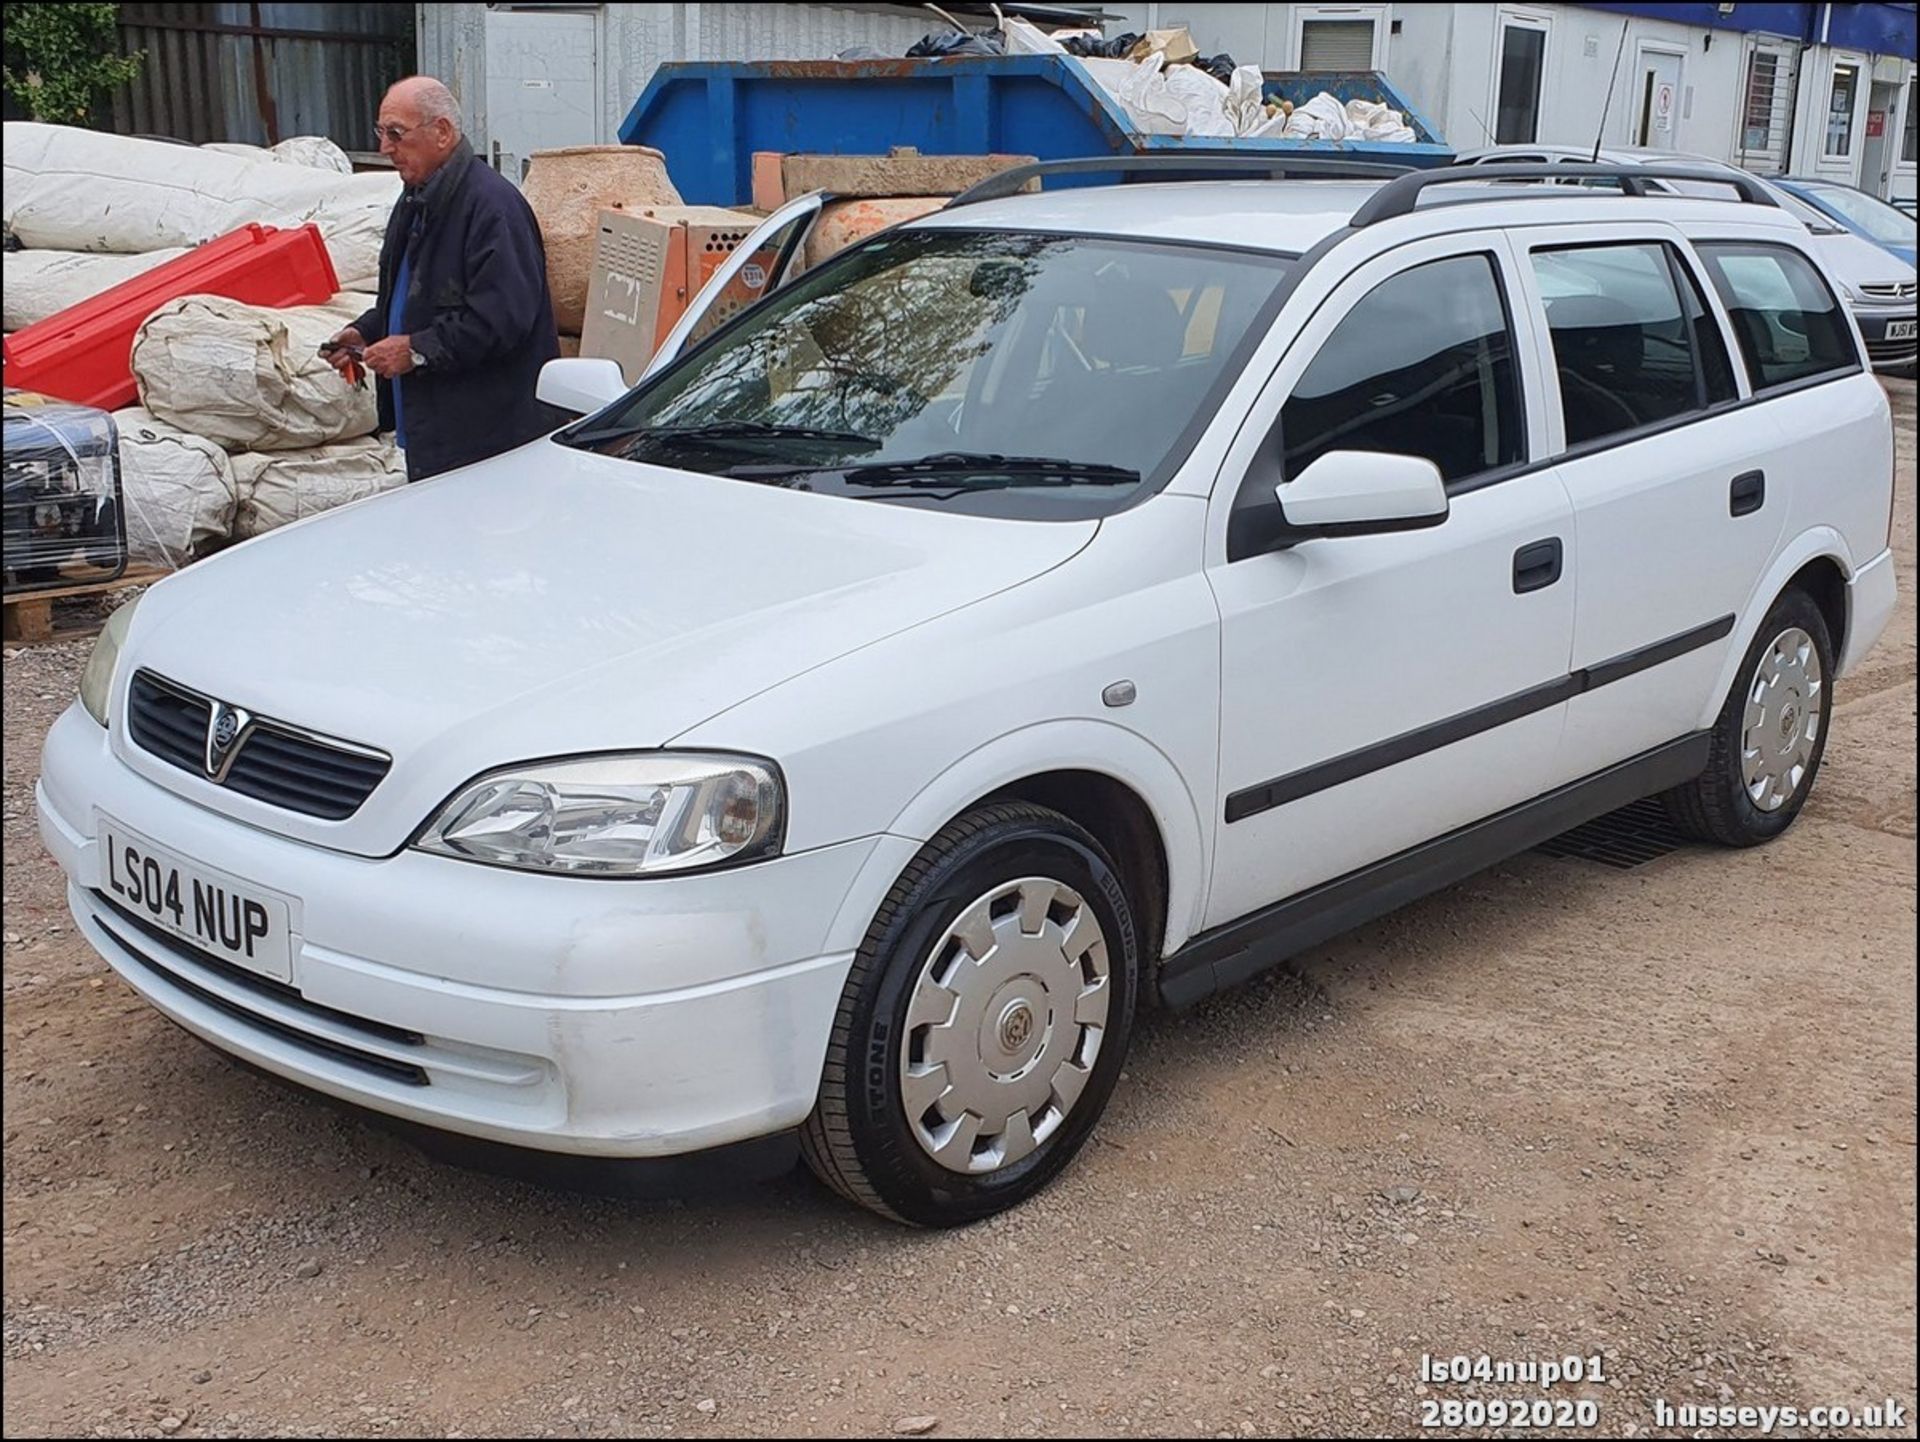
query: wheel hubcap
[
  {"left": 900, "top": 876, "right": 1111, "bottom": 1175},
  {"left": 1740, "top": 625, "right": 1823, "bottom": 813}
]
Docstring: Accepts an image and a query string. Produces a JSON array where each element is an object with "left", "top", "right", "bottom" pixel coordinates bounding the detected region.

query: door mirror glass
[
  {"left": 536, "top": 357, "right": 628, "bottom": 416},
  {"left": 1276, "top": 450, "right": 1449, "bottom": 538}
]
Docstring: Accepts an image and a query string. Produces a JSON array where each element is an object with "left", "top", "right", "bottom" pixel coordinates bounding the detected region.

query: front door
[
  {"left": 1204, "top": 234, "right": 1576, "bottom": 928},
  {"left": 484, "top": 8, "right": 600, "bottom": 183},
  {"left": 1634, "top": 48, "right": 1685, "bottom": 149}
]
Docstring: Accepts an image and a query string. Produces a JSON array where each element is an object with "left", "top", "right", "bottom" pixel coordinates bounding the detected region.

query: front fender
[{"left": 822, "top": 718, "right": 1211, "bottom": 962}]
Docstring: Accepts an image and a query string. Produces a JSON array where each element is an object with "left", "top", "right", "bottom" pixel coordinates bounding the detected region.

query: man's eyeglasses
[{"left": 373, "top": 121, "right": 423, "bottom": 146}]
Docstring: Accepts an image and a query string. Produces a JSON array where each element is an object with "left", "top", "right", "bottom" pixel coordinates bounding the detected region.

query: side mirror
[
  {"left": 1274, "top": 450, "right": 1449, "bottom": 541},
  {"left": 536, "top": 357, "right": 627, "bottom": 416}
]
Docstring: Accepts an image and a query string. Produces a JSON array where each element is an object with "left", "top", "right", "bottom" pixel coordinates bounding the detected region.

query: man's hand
[
  {"left": 363, "top": 334, "right": 417, "bottom": 379},
  {"left": 323, "top": 326, "right": 367, "bottom": 380}
]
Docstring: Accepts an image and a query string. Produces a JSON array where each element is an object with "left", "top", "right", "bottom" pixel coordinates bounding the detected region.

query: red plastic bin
[{"left": 2, "top": 223, "right": 341, "bottom": 412}]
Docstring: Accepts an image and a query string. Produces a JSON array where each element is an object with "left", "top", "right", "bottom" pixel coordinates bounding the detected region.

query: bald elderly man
[{"left": 325, "top": 77, "right": 562, "bottom": 481}]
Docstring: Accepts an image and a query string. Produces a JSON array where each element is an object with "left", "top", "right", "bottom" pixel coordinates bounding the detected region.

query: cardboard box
[{"left": 577, "top": 205, "right": 765, "bottom": 383}]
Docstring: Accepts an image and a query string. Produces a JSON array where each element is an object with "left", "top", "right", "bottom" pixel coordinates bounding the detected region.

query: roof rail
[
  {"left": 948, "top": 153, "right": 1417, "bottom": 209},
  {"left": 1348, "top": 161, "right": 1780, "bottom": 227}
]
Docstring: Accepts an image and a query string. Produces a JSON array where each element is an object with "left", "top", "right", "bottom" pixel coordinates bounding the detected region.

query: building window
[
  {"left": 1740, "top": 48, "right": 1785, "bottom": 153},
  {"left": 1298, "top": 17, "right": 1378, "bottom": 71},
  {"left": 1495, "top": 20, "right": 1548, "bottom": 144},
  {"left": 1825, "top": 64, "right": 1858, "bottom": 157}
]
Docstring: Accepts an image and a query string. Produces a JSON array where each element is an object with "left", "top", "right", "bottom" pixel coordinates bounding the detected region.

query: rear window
[
  {"left": 1695, "top": 242, "right": 1860, "bottom": 391},
  {"left": 1532, "top": 242, "right": 1713, "bottom": 447}
]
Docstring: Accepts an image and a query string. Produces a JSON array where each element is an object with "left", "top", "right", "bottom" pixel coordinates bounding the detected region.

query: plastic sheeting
[
  {"left": 2, "top": 123, "right": 399, "bottom": 287},
  {"left": 232, "top": 435, "right": 405, "bottom": 539},
  {"left": 202, "top": 137, "right": 355, "bottom": 174},
  {"left": 131, "top": 294, "right": 377, "bottom": 452},
  {"left": 113, "top": 405, "right": 238, "bottom": 570},
  {"left": 2, "top": 247, "right": 190, "bottom": 332}
]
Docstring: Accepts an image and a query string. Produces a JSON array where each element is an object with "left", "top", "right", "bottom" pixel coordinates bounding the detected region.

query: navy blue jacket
[{"left": 352, "top": 139, "right": 563, "bottom": 480}]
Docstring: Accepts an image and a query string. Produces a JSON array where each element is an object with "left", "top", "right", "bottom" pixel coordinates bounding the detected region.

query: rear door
[{"left": 1513, "top": 223, "right": 1783, "bottom": 782}]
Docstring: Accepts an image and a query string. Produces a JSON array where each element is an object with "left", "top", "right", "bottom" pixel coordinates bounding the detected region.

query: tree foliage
[{"left": 2, "top": 3, "right": 142, "bottom": 125}]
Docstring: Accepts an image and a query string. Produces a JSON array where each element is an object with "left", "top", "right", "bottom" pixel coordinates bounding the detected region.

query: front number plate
[
  {"left": 1887, "top": 319, "right": 1916, "bottom": 341},
  {"left": 98, "top": 818, "right": 295, "bottom": 983}
]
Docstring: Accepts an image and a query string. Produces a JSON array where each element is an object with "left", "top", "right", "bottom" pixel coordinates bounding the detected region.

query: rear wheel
[
  {"left": 1662, "top": 587, "right": 1833, "bottom": 846},
  {"left": 800, "top": 802, "right": 1138, "bottom": 1226}
]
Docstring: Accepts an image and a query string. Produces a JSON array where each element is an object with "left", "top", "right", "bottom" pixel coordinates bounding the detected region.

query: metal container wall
[
  {"left": 108, "top": 2, "right": 411, "bottom": 150},
  {"left": 618, "top": 55, "right": 1455, "bottom": 206}
]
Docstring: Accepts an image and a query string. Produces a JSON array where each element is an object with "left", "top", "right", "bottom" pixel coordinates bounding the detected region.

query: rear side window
[
  {"left": 1532, "top": 242, "right": 1716, "bottom": 447},
  {"left": 1695, "top": 242, "right": 1859, "bottom": 391},
  {"left": 1281, "top": 253, "right": 1524, "bottom": 485}
]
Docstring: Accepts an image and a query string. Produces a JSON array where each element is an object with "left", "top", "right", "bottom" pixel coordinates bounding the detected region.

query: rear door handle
[
  {"left": 1513, "top": 537, "right": 1563, "bottom": 594},
  {"left": 1730, "top": 469, "right": 1766, "bottom": 516}
]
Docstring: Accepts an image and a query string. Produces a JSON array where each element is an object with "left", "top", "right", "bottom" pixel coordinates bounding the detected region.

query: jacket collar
[{"left": 405, "top": 137, "right": 477, "bottom": 225}]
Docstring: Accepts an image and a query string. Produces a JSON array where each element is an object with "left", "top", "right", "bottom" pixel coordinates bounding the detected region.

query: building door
[
  {"left": 1860, "top": 81, "right": 1900, "bottom": 198},
  {"left": 1633, "top": 47, "right": 1685, "bottom": 149},
  {"left": 483, "top": 7, "right": 600, "bottom": 183}
]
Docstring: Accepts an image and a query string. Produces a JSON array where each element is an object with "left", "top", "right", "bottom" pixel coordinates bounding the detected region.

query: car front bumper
[
  {"left": 37, "top": 701, "right": 872, "bottom": 1161},
  {"left": 1853, "top": 305, "right": 1917, "bottom": 371}
]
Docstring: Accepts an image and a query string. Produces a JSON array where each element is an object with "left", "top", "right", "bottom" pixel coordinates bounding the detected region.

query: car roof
[{"left": 907, "top": 175, "right": 1810, "bottom": 256}]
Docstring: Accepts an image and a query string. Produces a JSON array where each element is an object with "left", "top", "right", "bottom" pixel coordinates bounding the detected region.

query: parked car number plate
[
  {"left": 97, "top": 817, "right": 295, "bottom": 983},
  {"left": 1887, "top": 319, "right": 1916, "bottom": 341}
]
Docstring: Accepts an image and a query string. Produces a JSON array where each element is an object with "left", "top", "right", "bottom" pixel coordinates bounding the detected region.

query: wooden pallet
[{"left": 2, "top": 566, "right": 169, "bottom": 646}]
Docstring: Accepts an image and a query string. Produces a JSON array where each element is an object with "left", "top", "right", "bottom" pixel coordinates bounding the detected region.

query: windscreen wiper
[
  {"left": 836, "top": 452, "right": 1141, "bottom": 485},
  {"left": 566, "top": 418, "right": 881, "bottom": 450}
]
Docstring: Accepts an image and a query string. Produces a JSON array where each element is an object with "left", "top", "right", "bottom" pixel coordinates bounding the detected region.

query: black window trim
[
  {"left": 1658, "top": 241, "right": 1720, "bottom": 411},
  {"left": 1691, "top": 236, "right": 1864, "bottom": 394}
]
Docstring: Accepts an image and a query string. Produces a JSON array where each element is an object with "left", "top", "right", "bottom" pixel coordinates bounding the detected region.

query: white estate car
[{"left": 38, "top": 161, "right": 1898, "bottom": 1226}]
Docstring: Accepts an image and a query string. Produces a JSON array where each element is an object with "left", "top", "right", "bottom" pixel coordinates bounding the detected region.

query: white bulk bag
[
  {"left": 232, "top": 435, "right": 405, "bottom": 539},
  {"left": 3, "top": 122, "right": 398, "bottom": 286},
  {"left": 3, "top": 247, "right": 190, "bottom": 331},
  {"left": 131, "top": 293, "right": 376, "bottom": 452},
  {"left": 113, "top": 406, "right": 239, "bottom": 568}
]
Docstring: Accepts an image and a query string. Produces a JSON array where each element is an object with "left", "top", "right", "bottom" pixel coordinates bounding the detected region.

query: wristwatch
[{"left": 408, "top": 348, "right": 428, "bottom": 371}]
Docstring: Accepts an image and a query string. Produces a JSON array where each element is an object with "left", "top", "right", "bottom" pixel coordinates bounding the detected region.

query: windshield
[
  {"left": 559, "top": 228, "right": 1294, "bottom": 518},
  {"left": 1795, "top": 182, "right": 1916, "bottom": 246}
]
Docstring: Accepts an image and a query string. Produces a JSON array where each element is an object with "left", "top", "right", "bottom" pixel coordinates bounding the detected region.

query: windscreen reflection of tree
[{"left": 651, "top": 235, "right": 1047, "bottom": 441}]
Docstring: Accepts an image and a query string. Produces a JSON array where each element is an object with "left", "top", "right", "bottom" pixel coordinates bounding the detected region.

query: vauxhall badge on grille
[{"left": 205, "top": 701, "right": 253, "bottom": 781}]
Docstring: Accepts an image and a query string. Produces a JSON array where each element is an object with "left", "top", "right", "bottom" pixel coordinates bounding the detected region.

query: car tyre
[
  {"left": 1661, "top": 587, "right": 1834, "bottom": 847},
  {"left": 800, "top": 802, "right": 1139, "bottom": 1226}
]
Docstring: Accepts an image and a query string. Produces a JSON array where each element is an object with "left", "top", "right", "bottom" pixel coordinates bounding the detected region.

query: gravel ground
[{"left": 4, "top": 382, "right": 1914, "bottom": 1440}]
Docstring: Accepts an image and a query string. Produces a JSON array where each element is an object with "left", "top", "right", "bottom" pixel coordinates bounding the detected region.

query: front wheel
[
  {"left": 1662, "top": 587, "right": 1834, "bottom": 846},
  {"left": 800, "top": 803, "right": 1139, "bottom": 1226}
]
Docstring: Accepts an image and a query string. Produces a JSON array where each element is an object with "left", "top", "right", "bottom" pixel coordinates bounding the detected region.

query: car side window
[
  {"left": 1531, "top": 242, "right": 1710, "bottom": 447},
  {"left": 1279, "top": 253, "right": 1524, "bottom": 485},
  {"left": 1694, "top": 242, "right": 1860, "bottom": 391}
]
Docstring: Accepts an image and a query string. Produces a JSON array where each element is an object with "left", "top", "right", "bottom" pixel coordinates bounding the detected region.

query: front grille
[
  {"left": 1858, "top": 281, "right": 1917, "bottom": 301},
  {"left": 90, "top": 890, "right": 429, "bottom": 1086},
  {"left": 127, "top": 669, "right": 390, "bottom": 820},
  {"left": 1864, "top": 337, "right": 1918, "bottom": 367}
]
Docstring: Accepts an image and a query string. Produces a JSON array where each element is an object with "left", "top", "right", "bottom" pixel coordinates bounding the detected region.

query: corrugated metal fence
[{"left": 109, "top": 2, "right": 412, "bottom": 149}]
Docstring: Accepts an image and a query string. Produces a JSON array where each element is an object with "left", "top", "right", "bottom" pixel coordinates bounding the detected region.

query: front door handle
[
  {"left": 1513, "top": 537, "right": 1563, "bottom": 594},
  {"left": 1730, "top": 469, "right": 1766, "bottom": 516}
]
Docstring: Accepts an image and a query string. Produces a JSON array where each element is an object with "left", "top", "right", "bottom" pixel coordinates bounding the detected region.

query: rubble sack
[
  {"left": 233, "top": 435, "right": 406, "bottom": 539},
  {"left": 131, "top": 294, "right": 377, "bottom": 452},
  {"left": 112, "top": 406, "right": 239, "bottom": 568}
]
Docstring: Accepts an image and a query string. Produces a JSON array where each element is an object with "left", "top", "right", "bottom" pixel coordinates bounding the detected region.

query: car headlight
[
  {"left": 414, "top": 753, "right": 784, "bottom": 876},
  {"left": 79, "top": 597, "right": 139, "bottom": 725}
]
